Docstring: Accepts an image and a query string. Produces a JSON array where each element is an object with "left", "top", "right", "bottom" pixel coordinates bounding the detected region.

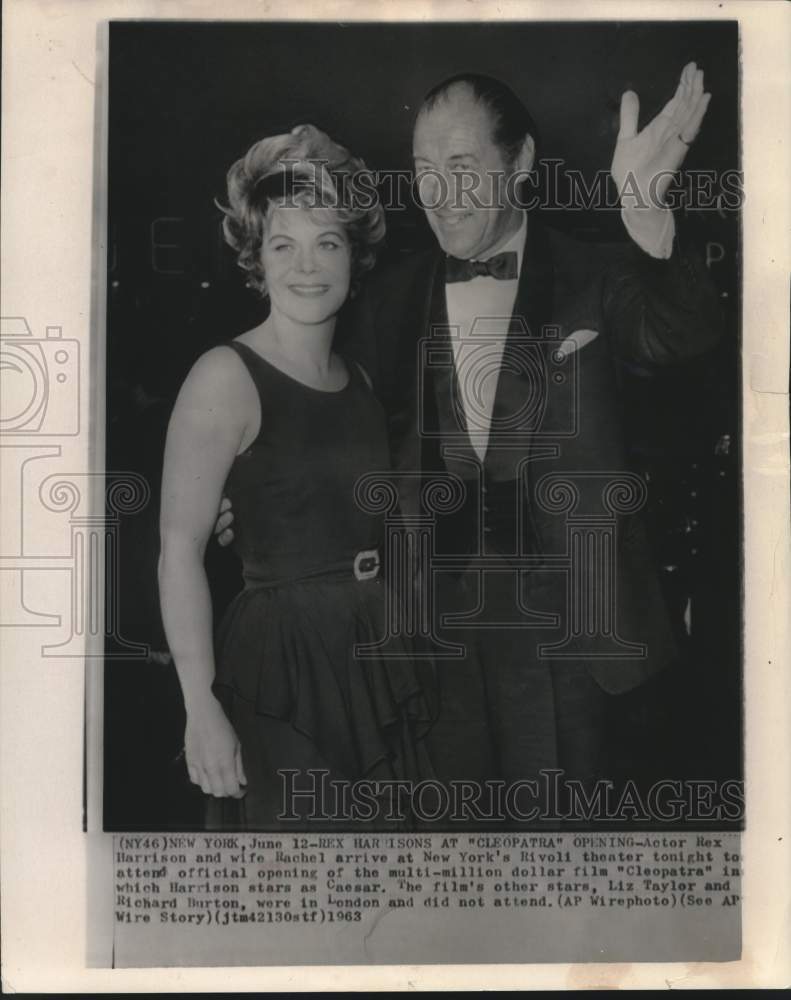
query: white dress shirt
[
  {"left": 445, "top": 208, "right": 674, "bottom": 461},
  {"left": 445, "top": 215, "right": 527, "bottom": 461}
]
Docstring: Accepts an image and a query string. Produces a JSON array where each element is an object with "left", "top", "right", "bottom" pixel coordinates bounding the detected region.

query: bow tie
[{"left": 445, "top": 250, "right": 518, "bottom": 283}]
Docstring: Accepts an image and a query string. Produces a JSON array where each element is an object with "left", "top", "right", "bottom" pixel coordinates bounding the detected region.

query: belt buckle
[{"left": 353, "top": 548, "right": 380, "bottom": 581}]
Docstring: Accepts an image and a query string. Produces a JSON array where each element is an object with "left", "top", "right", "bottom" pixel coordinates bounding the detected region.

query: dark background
[{"left": 104, "top": 20, "right": 741, "bottom": 830}]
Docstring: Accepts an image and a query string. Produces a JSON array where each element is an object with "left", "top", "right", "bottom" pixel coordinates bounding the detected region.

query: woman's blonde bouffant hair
[{"left": 218, "top": 124, "right": 385, "bottom": 298}]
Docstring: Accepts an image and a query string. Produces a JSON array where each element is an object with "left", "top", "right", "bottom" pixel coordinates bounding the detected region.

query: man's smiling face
[{"left": 412, "top": 84, "right": 528, "bottom": 261}]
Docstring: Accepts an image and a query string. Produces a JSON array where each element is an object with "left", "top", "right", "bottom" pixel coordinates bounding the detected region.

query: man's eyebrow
[{"left": 413, "top": 152, "right": 478, "bottom": 165}]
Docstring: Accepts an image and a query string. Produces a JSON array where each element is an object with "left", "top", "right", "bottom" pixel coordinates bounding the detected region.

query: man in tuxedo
[
  {"left": 344, "top": 64, "right": 719, "bottom": 799},
  {"left": 218, "top": 63, "right": 720, "bottom": 804}
]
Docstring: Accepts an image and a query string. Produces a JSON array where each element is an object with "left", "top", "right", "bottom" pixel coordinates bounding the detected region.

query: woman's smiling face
[{"left": 261, "top": 205, "right": 352, "bottom": 325}]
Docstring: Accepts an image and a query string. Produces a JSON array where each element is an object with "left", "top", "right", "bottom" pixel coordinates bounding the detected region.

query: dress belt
[{"left": 242, "top": 548, "right": 381, "bottom": 590}]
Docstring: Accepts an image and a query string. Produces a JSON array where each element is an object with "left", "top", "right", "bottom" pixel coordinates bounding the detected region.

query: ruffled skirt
[{"left": 208, "top": 575, "right": 438, "bottom": 828}]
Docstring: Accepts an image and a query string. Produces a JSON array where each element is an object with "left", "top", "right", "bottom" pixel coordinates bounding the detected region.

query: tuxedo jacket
[{"left": 341, "top": 214, "right": 722, "bottom": 693}]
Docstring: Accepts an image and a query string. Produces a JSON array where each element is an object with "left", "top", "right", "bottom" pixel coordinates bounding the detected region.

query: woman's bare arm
[{"left": 158, "top": 346, "right": 255, "bottom": 798}]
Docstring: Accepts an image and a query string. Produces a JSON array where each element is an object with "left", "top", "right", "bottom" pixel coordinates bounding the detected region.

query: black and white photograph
[
  {"left": 1, "top": 0, "right": 788, "bottom": 987},
  {"left": 104, "top": 19, "right": 742, "bottom": 835}
]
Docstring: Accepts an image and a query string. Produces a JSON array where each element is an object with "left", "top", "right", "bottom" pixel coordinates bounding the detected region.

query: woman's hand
[{"left": 184, "top": 697, "right": 247, "bottom": 798}]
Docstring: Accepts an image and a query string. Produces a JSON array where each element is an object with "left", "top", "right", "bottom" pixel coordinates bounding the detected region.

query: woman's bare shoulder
[
  {"left": 171, "top": 344, "right": 258, "bottom": 435},
  {"left": 180, "top": 343, "right": 252, "bottom": 396}
]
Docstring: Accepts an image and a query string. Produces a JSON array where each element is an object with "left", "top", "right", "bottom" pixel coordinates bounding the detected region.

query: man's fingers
[
  {"left": 216, "top": 510, "right": 233, "bottom": 533},
  {"left": 679, "top": 65, "right": 704, "bottom": 121},
  {"left": 659, "top": 93, "right": 680, "bottom": 122},
  {"left": 618, "top": 90, "right": 639, "bottom": 140},
  {"left": 661, "top": 62, "right": 698, "bottom": 126},
  {"left": 660, "top": 68, "right": 688, "bottom": 118},
  {"left": 680, "top": 62, "right": 693, "bottom": 100},
  {"left": 679, "top": 92, "right": 712, "bottom": 144},
  {"left": 219, "top": 496, "right": 231, "bottom": 514},
  {"left": 691, "top": 68, "right": 704, "bottom": 104},
  {"left": 218, "top": 527, "right": 234, "bottom": 547}
]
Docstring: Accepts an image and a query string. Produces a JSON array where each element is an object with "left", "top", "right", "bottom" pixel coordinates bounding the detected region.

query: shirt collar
[{"left": 477, "top": 212, "right": 527, "bottom": 274}]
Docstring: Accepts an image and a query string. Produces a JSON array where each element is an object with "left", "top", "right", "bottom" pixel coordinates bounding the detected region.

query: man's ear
[{"left": 516, "top": 133, "right": 536, "bottom": 174}]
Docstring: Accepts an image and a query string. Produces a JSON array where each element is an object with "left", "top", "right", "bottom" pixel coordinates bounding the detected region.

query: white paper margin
[{"left": 1, "top": 0, "right": 788, "bottom": 990}]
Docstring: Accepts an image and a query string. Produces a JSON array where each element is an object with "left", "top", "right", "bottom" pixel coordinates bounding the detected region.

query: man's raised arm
[{"left": 603, "top": 62, "right": 722, "bottom": 365}]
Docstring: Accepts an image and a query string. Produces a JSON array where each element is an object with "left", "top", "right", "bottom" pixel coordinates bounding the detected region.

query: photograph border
[{"left": 1, "top": 0, "right": 788, "bottom": 990}]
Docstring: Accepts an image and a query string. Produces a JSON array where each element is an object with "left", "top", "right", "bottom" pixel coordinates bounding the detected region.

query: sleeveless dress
[{"left": 208, "top": 340, "right": 437, "bottom": 829}]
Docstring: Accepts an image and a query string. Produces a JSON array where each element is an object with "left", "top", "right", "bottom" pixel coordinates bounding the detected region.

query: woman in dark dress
[{"left": 158, "top": 125, "right": 435, "bottom": 829}]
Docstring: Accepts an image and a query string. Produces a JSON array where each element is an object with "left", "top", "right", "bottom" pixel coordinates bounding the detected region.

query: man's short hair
[{"left": 420, "top": 73, "right": 540, "bottom": 165}]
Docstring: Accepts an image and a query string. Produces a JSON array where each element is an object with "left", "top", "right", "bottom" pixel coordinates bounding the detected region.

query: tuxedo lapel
[
  {"left": 488, "top": 215, "right": 556, "bottom": 455},
  {"left": 430, "top": 257, "right": 493, "bottom": 476},
  {"left": 510, "top": 212, "right": 555, "bottom": 342},
  {"left": 422, "top": 259, "right": 454, "bottom": 469}
]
